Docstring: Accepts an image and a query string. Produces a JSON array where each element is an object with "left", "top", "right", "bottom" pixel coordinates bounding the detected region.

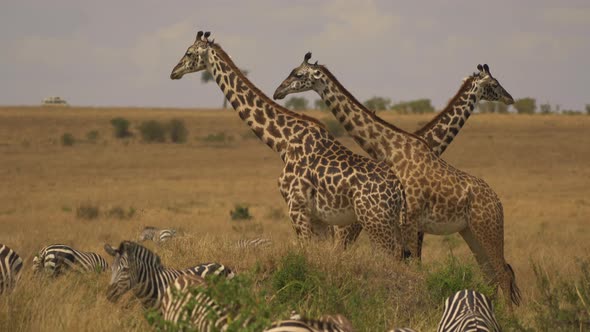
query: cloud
[{"left": 541, "top": 7, "right": 590, "bottom": 25}]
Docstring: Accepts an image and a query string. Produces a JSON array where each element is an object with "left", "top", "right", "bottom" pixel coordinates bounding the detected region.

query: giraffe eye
[{"left": 294, "top": 73, "right": 303, "bottom": 78}]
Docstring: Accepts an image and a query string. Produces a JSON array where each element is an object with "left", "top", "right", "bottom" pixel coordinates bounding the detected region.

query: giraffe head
[
  {"left": 170, "top": 30, "right": 212, "bottom": 80},
  {"left": 474, "top": 64, "right": 514, "bottom": 105},
  {"left": 273, "top": 52, "right": 323, "bottom": 100}
]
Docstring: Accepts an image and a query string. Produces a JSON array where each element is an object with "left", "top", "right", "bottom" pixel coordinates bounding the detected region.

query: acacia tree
[
  {"left": 513, "top": 97, "right": 536, "bottom": 114},
  {"left": 201, "top": 68, "right": 249, "bottom": 109}
]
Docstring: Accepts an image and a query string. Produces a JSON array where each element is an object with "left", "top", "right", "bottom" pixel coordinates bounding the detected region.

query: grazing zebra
[
  {"left": 437, "top": 289, "right": 501, "bottom": 332},
  {"left": 139, "top": 226, "right": 177, "bottom": 243},
  {"left": 0, "top": 244, "right": 23, "bottom": 294},
  {"left": 263, "top": 317, "right": 354, "bottom": 332},
  {"left": 235, "top": 238, "right": 272, "bottom": 249},
  {"left": 32, "top": 244, "right": 108, "bottom": 276},
  {"left": 389, "top": 329, "right": 417, "bottom": 332},
  {"left": 162, "top": 274, "right": 251, "bottom": 331},
  {"left": 104, "top": 241, "right": 234, "bottom": 309}
]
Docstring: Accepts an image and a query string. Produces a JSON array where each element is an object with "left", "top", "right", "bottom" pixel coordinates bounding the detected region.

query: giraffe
[
  {"left": 272, "top": 53, "right": 521, "bottom": 310},
  {"left": 170, "top": 31, "right": 407, "bottom": 258},
  {"left": 278, "top": 55, "right": 514, "bottom": 257}
]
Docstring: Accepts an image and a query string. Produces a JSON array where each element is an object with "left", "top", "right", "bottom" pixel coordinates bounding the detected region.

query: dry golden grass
[{"left": 0, "top": 106, "right": 589, "bottom": 331}]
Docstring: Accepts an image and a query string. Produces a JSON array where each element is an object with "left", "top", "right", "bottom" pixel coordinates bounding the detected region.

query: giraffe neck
[
  {"left": 206, "top": 45, "right": 325, "bottom": 161},
  {"left": 414, "top": 76, "right": 481, "bottom": 156},
  {"left": 317, "top": 66, "right": 427, "bottom": 161}
]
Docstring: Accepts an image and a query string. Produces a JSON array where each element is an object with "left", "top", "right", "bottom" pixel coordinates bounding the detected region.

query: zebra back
[
  {"left": 264, "top": 318, "right": 353, "bottom": 332},
  {"left": 0, "top": 244, "right": 23, "bottom": 294},
  {"left": 389, "top": 328, "right": 418, "bottom": 332},
  {"left": 235, "top": 238, "right": 272, "bottom": 249},
  {"left": 437, "top": 289, "right": 501, "bottom": 332},
  {"left": 161, "top": 274, "right": 245, "bottom": 331},
  {"left": 33, "top": 244, "right": 108, "bottom": 276},
  {"left": 104, "top": 241, "right": 234, "bottom": 310}
]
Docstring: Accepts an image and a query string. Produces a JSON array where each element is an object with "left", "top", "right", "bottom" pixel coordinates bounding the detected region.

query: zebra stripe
[
  {"left": 161, "top": 274, "right": 251, "bottom": 331},
  {"left": 263, "top": 318, "right": 353, "bottom": 332},
  {"left": 104, "top": 241, "right": 234, "bottom": 310},
  {"left": 437, "top": 289, "right": 501, "bottom": 332},
  {"left": 32, "top": 244, "right": 108, "bottom": 276},
  {"left": 139, "top": 226, "right": 177, "bottom": 243},
  {"left": 389, "top": 328, "right": 417, "bottom": 332},
  {"left": 235, "top": 238, "right": 272, "bottom": 249},
  {"left": 0, "top": 244, "right": 23, "bottom": 294}
]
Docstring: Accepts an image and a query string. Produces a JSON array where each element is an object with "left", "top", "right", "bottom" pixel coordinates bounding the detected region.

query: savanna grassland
[{"left": 0, "top": 106, "right": 589, "bottom": 331}]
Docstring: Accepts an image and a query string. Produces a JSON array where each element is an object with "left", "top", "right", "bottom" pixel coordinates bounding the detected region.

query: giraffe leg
[
  {"left": 333, "top": 223, "right": 363, "bottom": 249},
  {"left": 285, "top": 192, "right": 314, "bottom": 241},
  {"left": 465, "top": 215, "right": 521, "bottom": 311},
  {"left": 353, "top": 201, "right": 402, "bottom": 260}
]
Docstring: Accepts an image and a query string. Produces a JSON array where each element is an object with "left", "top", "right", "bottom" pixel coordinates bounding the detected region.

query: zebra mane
[{"left": 120, "top": 241, "right": 162, "bottom": 268}]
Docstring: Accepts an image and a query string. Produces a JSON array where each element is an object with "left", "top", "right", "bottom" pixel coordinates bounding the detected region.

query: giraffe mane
[
  {"left": 415, "top": 75, "right": 476, "bottom": 137},
  {"left": 210, "top": 44, "right": 326, "bottom": 129},
  {"left": 318, "top": 65, "right": 429, "bottom": 144}
]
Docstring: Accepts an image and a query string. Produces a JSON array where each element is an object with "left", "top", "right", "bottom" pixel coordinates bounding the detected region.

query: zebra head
[
  {"left": 138, "top": 226, "right": 158, "bottom": 241},
  {"left": 104, "top": 241, "right": 163, "bottom": 304}
]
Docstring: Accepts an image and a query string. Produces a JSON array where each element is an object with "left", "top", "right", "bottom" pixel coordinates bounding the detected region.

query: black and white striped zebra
[
  {"left": 436, "top": 289, "right": 501, "bottom": 332},
  {"left": 235, "top": 238, "right": 272, "bottom": 249},
  {"left": 161, "top": 274, "right": 252, "bottom": 331},
  {"left": 32, "top": 244, "right": 108, "bottom": 276},
  {"left": 139, "top": 226, "right": 177, "bottom": 243},
  {"left": 103, "top": 241, "right": 234, "bottom": 309},
  {"left": 389, "top": 328, "right": 417, "bottom": 332},
  {"left": 0, "top": 244, "right": 23, "bottom": 294},
  {"left": 263, "top": 316, "right": 354, "bottom": 332}
]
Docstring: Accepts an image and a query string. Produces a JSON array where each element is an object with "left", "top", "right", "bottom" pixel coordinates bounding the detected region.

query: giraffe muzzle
[
  {"left": 170, "top": 64, "right": 184, "bottom": 80},
  {"left": 273, "top": 88, "right": 286, "bottom": 100}
]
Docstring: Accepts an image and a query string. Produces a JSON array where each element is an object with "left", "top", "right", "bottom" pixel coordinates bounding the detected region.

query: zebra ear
[{"left": 104, "top": 244, "right": 117, "bottom": 256}]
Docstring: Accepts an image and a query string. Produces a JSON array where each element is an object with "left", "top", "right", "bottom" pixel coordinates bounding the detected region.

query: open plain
[{"left": 0, "top": 106, "right": 589, "bottom": 331}]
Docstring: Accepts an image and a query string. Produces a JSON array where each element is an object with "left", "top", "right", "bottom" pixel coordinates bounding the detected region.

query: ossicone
[{"left": 304, "top": 52, "right": 312, "bottom": 63}]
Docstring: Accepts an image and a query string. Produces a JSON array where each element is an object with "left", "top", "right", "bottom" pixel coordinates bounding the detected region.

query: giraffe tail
[{"left": 506, "top": 263, "right": 522, "bottom": 305}]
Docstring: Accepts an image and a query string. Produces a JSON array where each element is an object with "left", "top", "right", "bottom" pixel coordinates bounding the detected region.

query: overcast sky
[{"left": 1, "top": 1, "right": 589, "bottom": 110}]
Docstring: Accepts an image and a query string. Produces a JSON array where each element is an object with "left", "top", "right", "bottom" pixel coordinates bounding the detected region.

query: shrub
[
  {"left": 285, "top": 97, "right": 309, "bottom": 110},
  {"left": 61, "top": 133, "right": 75, "bottom": 146},
  {"left": 86, "top": 130, "right": 99, "bottom": 142},
  {"left": 364, "top": 96, "right": 391, "bottom": 111},
  {"left": 168, "top": 119, "right": 188, "bottom": 143},
  {"left": 230, "top": 204, "right": 252, "bottom": 221},
  {"left": 106, "top": 206, "right": 136, "bottom": 220},
  {"left": 425, "top": 254, "right": 495, "bottom": 305},
  {"left": 322, "top": 118, "right": 345, "bottom": 138},
  {"left": 110, "top": 117, "right": 132, "bottom": 138},
  {"left": 76, "top": 202, "right": 100, "bottom": 220},
  {"left": 138, "top": 120, "right": 167, "bottom": 143},
  {"left": 271, "top": 252, "right": 315, "bottom": 304}
]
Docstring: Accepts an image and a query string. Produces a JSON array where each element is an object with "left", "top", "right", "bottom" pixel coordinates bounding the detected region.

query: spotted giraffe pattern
[
  {"left": 273, "top": 54, "right": 521, "bottom": 310},
  {"left": 170, "top": 32, "right": 407, "bottom": 258}
]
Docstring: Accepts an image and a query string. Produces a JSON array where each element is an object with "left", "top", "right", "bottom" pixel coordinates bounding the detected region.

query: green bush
[
  {"left": 110, "top": 117, "right": 132, "bottom": 138},
  {"left": 86, "top": 130, "right": 99, "bottom": 142},
  {"left": 61, "top": 133, "right": 75, "bottom": 146},
  {"left": 168, "top": 119, "right": 188, "bottom": 143},
  {"left": 106, "top": 206, "right": 135, "bottom": 220},
  {"left": 230, "top": 204, "right": 252, "bottom": 221},
  {"left": 76, "top": 202, "right": 100, "bottom": 220},
  {"left": 322, "top": 118, "right": 345, "bottom": 138},
  {"left": 271, "top": 252, "right": 315, "bottom": 304},
  {"left": 425, "top": 254, "right": 495, "bottom": 305},
  {"left": 138, "top": 120, "right": 167, "bottom": 143}
]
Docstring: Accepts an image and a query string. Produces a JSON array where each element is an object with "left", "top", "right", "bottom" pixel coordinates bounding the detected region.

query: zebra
[
  {"left": 436, "top": 289, "right": 501, "bottom": 332},
  {"left": 161, "top": 274, "right": 252, "bottom": 331},
  {"left": 163, "top": 275, "right": 353, "bottom": 332},
  {"left": 139, "top": 226, "right": 177, "bottom": 243},
  {"left": 103, "top": 241, "right": 234, "bottom": 310},
  {"left": 235, "top": 237, "right": 272, "bottom": 249},
  {"left": 388, "top": 329, "right": 417, "bottom": 332},
  {"left": 32, "top": 244, "right": 108, "bottom": 276},
  {"left": 0, "top": 244, "right": 23, "bottom": 294}
]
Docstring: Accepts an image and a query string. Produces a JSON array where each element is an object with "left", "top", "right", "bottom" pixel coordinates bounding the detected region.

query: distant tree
[
  {"left": 314, "top": 99, "right": 328, "bottom": 111},
  {"left": 496, "top": 103, "right": 509, "bottom": 114},
  {"left": 201, "top": 68, "right": 249, "bottom": 109},
  {"left": 478, "top": 101, "right": 496, "bottom": 113},
  {"left": 285, "top": 97, "right": 309, "bottom": 110},
  {"left": 364, "top": 96, "right": 391, "bottom": 112},
  {"left": 586, "top": 104, "right": 590, "bottom": 115},
  {"left": 391, "top": 98, "right": 434, "bottom": 114},
  {"left": 539, "top": 103, "right": 552, "bottom": 114},
  {"left": 513, "top": 97, "right": 536, "bottom": 114}
]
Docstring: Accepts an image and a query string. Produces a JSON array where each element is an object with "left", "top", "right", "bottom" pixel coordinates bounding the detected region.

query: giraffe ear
[{"left": 304, "top": 52, "right": 312, "bottom": 63}]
